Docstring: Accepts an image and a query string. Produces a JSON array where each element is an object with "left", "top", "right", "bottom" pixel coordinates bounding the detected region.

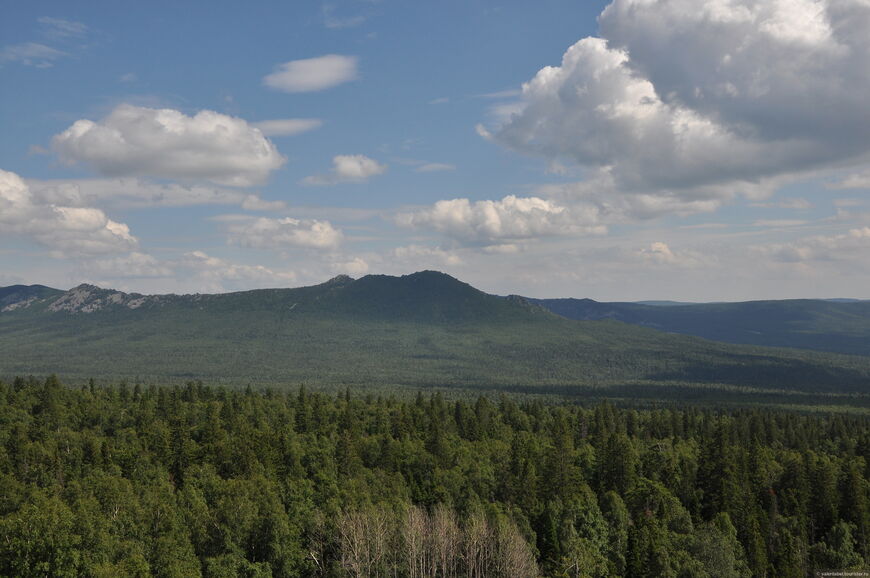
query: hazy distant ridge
[{"left": 530, "top": 297, "right": 870, "bottom": 357}]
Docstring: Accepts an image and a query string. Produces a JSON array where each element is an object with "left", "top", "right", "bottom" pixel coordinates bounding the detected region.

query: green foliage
[{"left": 0, "top": 376, "right": 869, "bottom": 576}]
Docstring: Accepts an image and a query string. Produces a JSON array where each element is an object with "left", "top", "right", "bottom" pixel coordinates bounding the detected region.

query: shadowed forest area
[{"left": 1, "top": 376, "right": 868, "bottom": 576}]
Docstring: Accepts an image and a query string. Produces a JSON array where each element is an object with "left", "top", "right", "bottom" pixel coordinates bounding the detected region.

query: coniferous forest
[{"left": 1, "top": 376, "right": 868, "bottom": 577}]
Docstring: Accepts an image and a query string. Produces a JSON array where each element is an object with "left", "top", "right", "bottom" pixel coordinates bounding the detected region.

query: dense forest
[{"left": 1, "top": 376, "right": 868, "bottom": 577}]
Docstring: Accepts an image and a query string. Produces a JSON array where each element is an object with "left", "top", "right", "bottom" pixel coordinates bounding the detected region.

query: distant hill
[
  {"left": 2, "top": 272, "right": 869, "bottom": 407},
  {"left": 0, "top": 284, "right": 64, "bottom": 311},
  {"left": 529, "top": 297, "right": 870, "bottom": 357}
]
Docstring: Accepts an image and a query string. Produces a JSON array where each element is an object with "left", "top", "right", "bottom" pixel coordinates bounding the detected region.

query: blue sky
[{"left": 2, "top": 0, "right": 870, "bottom": 300}]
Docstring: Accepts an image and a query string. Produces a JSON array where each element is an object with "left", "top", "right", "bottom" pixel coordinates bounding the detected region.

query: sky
[{"left": 2, "top": 0, "right": 870, "bottom": 301}]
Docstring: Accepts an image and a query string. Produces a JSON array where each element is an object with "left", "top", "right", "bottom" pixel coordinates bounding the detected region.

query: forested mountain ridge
[
  {"left": 0, "top": 271, "right": 546, "bottom": 321},
  {"left": 530, "top": 297, "right": 870, "bottom": 357},
  {"left": 2, "top": 272, "right": 870, "bottom": 408}
]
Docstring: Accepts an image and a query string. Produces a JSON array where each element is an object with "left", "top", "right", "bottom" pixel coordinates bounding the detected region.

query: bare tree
[
  {"left": 494, "top": 516, "right": 539, "bottom": 578},
  {"left": 403, "top": 505, "right": 428, "bottom": 578},
  {"left": 464, "top": 509, "right": 491, "bottom": 578},
  {"left": 432, "top": 503, "right": 460, "bottom": 578}
]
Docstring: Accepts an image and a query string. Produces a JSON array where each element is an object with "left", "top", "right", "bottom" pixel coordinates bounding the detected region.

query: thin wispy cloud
[
  {"left": 322, "top": 4, "right": 366, "bottom": 29},
  {"left": 37, "top": 17, "right": 88, "bottom": 40},
  {"left": 254, "top": 118, "right": 323, "bottom": 137},
  {"left": 0, "top": 42, "right": 67, "bottom": 68}
]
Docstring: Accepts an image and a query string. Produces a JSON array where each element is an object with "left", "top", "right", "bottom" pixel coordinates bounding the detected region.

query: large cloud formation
[
  {"left": 487, "top": 0, "right": 870, "bottom": 198},
  {"left": 53, "top": 105, "right": 286, "bottom": 187},
  {"left": 0, "top": 169, "right": 136, "bottom": 256}
]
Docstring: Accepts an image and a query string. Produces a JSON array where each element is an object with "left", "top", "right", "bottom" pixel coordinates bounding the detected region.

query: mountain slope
[
  {"left": 530, "top": 297, "right": 870, "bottom": 357},
  {"left": 1, "top": 272, "right": 869, "bottom": 406},
  {"left": 0, "top": 284, "right": 64, "bottom": 312}
]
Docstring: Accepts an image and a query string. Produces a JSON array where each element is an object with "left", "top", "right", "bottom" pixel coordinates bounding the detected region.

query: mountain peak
[
  {"left": 323, "top": 274, "right": 355, "bottom": 286},
  {"left": 47, "top": 284, "right": 155, "bottom": 314}
]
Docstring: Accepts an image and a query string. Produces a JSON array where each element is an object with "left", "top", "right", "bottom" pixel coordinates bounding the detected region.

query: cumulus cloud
[
  {"left": 263, "top": 55, "right": 358, "bottom": 93},
  {"left": 397, "top": 195, "right": 605, "bottom": 246},
  {"left": 303, "top": 154, "right": 387, "bottom": 185},
  {"left": 0, "top": 169, "right": 137, "bottom": 256},
  {"left": 486, "top": 0, "right": 870, "bottom": 205},
  {"left": 27, "top": 177, "right": 284, "bottom": 210},
  {"left": 253, "top": 118, "right": 323, "bottom": 137},
  {"left": 52, "top": 104, "right": 286, "bottom": 187},
  {"left": 227, "top": 217, "right": 343, "bottom": 251}
]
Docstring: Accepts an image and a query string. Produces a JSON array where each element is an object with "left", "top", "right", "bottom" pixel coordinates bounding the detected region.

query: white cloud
[
  {"left": 37, "top": 17, "right": 88, "bottom": 40},
  {"left": 82, "top": 252, "right": 173, "bottom": 279},
  {"left": 756, "top": 227, "right": 870, "bottom": 263},
  {"left": 0, "top": 169, "right": 137, "bottom": 256},
  {"left": 179, "top": 251, "right": 297, "bottom": 291},
  {"left": 392, "top": 245, "right": 463, "bottom": 266},
  {"left": 27, "top": 177, "right": 284, "bottom": 210},
  {"left": 415, "top": 163, "right": 456, "bottom": 173},
  {"left": 752, "top": 219, "right": 807, "bottom": 228},
  {"left": 397, "top": 195, "right": 604, "bottom": 246},
  {"left": 119, "top": 72, "right": 137, "bottom": 83},
  {"left": 240, "top": 195, "right": 287, "bottom": 211},
  {"left": 263, "top": 55, "right": 358, "bottom": 93},
  {"left": 474, "top": 88, "right": 522, "bottom": 99},
  {"left": 1, "top": 17, "right": 88, "bottom": 68},
  {"left": 0, "top": 42, "right": 67, "bottom": 67},
  {"left": 227, "top": 217, "right": 343, "bottom": 250},
  {"left": 751, "top": 198, "right": 813, "bottom": 209},
  {"left": 638, "top": 241, "right": 703, "bottom": 267},
  {"left": 833, "top": 198, "right": 867, "bottom": 208},
  {"left": 829, "top": 172, "right": 870, "bottom": 190},
  {"left": 331, "top": 257, "right": 370, "bottom": 276},
  {"left": 303, "top": 154, "right": 387, "bottom": 185},
  {"left": 52, "top": 104, "right": 286, "bottom": 187},
  {"left": 253, "top": 118, "right": 323, "bottom": 137},
  {"left": 322, "top": 5, "right": 366, "bottom": 29},
  {"left": 485, "top": 0, "right": 870, "bottom": 208}
]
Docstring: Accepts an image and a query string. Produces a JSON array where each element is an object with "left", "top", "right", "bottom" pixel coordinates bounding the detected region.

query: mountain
[
  {"left": 529, "top": 297, "right": 870, "bottom": 357},
  {"left": 0, "top": 284, "right": 64, "bottom": 312},
  {"left": 2, "top": 272, "right": 869, "bottom": 408}
]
